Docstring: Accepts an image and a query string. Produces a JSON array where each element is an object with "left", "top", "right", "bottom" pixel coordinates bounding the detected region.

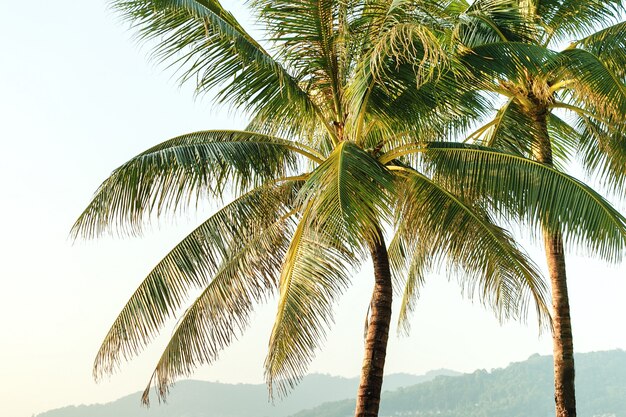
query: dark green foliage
[{"left": 294, "top": 350, "right": 626, "bottom": 417}]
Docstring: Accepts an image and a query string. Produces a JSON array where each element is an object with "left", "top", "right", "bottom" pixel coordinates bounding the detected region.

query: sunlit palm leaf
[
  {"left": 382, "top": 142, "right": 626, "bottom": 261},
  {"left": 459, "top": 42, "right": 560, "bottom": 90},
  {"left": 558, "top": 47, "right": 626, "bottom": 121},
  {"left": 252, "top": 0, "right": 343, "bottom": 120},
  {"left": 537, "top": 0, "right": 624, "bottom": 44},
  {"left": 545, "top": 112, "right": 577, "bottom": 168},
  {"left": 576, "top": 115, "right": 626, "bottom": 194},
  {"left": 93, "top": 180, "right": 301, "bottom": 380},
  {"left": 71, "top": 130, "right": 319, "bottom": 237},
  {"left": 574, "top": 22, "right": 626, "bottom": 80},
  {"left": 390, "top": 167, "right": 549, "bottom": 332},
  {"left": 452, "top": 0, "right": 537, "bottom": 46},
  {"left": 265, "top": 207, "right": 356, "bottom": 397},
  {"left": 111, "top": 0, "right": 325, "bottom": 138},
  {"left": 298, "top": 142, "right": 394, "bottom": 250},
  {"left": 472, "top": 98, "right": 534, "bottom": 155},
  {"left": 141, "top": 210, "right": 297, "bottom": 403}
]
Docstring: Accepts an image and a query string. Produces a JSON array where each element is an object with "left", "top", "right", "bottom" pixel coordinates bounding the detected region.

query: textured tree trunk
[
  {"left": 531, "top": 105, "right": 577, "bottom": 417},
  {"left": 355, "top": 232, "right": 393, "bottom": 417}
]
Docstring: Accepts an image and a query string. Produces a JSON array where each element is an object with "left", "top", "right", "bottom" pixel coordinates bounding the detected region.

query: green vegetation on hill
[
  {"left": 37, "top": 351, "right": 626, "bottom": 417},
  {"left": 293, "top": 350, "right": 626, "bottom": 417},
  {"left": 36, "top": 372, "right": 456, "bottom": 417}
]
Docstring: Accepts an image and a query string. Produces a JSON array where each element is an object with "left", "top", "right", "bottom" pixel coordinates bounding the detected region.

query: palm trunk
[
  {"left": 531, "top": 105, "right": 577, "bottom": 417},
  {"left": 355, "top": 232, "right": 393, "bottom": 417}
]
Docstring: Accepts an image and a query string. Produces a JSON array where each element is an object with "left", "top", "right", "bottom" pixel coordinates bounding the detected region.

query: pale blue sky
[{"left": 1, "top": 2, "right": 625, "bottom": 417}]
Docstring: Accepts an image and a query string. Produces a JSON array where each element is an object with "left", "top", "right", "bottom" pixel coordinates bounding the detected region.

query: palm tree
[
  {"left": 450, "top": 1, "right": 626, "bottom": 415},
  {"left": 72, "top": 1, "right": 626, "bottom": 416}
]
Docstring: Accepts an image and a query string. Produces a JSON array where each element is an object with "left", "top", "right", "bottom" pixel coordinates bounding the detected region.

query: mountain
[
  {"left": 37, "top": 350, "right": 626, "bottom": 417},
  {"left": 36, "top": 371, "right": 458, "bottom": 417},
  {"left": 293, "top": 350, "right": 626, "bottom": 417}
]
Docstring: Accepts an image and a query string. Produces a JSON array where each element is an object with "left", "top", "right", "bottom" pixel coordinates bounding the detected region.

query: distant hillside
[
  {"left": 293, "top": 350, "right": 626, "bottom": 417},
  {"left": 36, "top": 371, "right": 457, "bottom": 417}
]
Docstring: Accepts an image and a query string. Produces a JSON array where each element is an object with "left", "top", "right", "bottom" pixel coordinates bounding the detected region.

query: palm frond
[
  {"left": 265, "top": 207, "right": 357, "bottom": 397},
  {"left": 141, "top": 210, "right": 297, "bottom": 403},
  {"left": 576, "top": 115, "right": 626, "bottom": 195},
  {"left": 387, "top": 232, "right": 430, "bottom": 336},
  {"left": 545, "top": 112, "right": 578, "bottom": 168},
  {"left": 573, "top": 21, "right": 626, "bottom": 80},
  {"left": 93, "top": 180, "right": 301, "bottom": 380},
  {"left": 452, "top": 0, "right": 537, "bottom": 47},
  {"left": 471, "top": 98, "right": 534, "bottom": 156},
  {"left": 537, "top": 0, "right": 624, "bottom": 45},
  {"left": 558, "top": 47, "right": 626, "bottom": 121},
  {"left": 251, "top": 0, "right": 345, "bottom": 121},
  {"left": 111, "top": 0, "right": 325, "bottom": 137},
  {"left": 71, "top": 130, "right": 317, "bottom": 237},
  {"left": 382, "top": 142, "right": 626, "bottom": 262},
  {"left": 297, "top": 142, "right": 394, "bottom": 251},
  {"left": 460, "top": 41, "right": 560, "bottom": 90},
  {"left": 345, "top": 2, "right": 450, "bottom": 142},
  {"left": 390, "top": 167, "right": 549, "bottom": 332}
]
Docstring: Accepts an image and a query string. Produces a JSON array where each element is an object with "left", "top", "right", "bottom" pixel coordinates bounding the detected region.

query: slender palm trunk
[
  {"left": 355, "top": 232, "right": 393, "bottom": 417},
  {"left": 531, "top": 105, "right": 577, "bottom": 417}
]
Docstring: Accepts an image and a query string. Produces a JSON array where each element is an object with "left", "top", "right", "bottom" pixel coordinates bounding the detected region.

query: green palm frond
[
  {"left": 344, "top": 1, "right": 451, "bottom": 142},
  {"left": 297, "top": 142, "right": 394, "bottom": 251},
  {"left": 574, "top": 22, "right": 626, "bottom": 80},
  {"left": 470, "top": 101, "right": 576, "bottom": 169},
  {"left": 93, "top": 180, "right": 301, "bottom": 380},
  {"left": 387, "top": 233, "right": 430, "bottom": 336},
  {"left": 537, "top": 0, "right": 624, "bottom": 45},
  {"left": 471, "top": 98, "right": 534, "bottom": 155},
  {"left": 382, "top": 142, "right": 626, "bottom": 261},
  {"left": 460, "top": 42, "right": 560, "bottom": 88},
  {"left": 544, "top": 112, "right": 578, "bottom": 168},
  {"left": 110, "top": 0, "right": 327, "bottom": 138},
  {"left": 141, "top": 210, "right": 297, "bottom": 404},
  {"left": 390, "top": 167, "right": 549, "bottom": 332},
  {"left": 558, "top": 47, "right": 626, "bottom": 121},
  {"left": 71, "top": 130, "right": 319, "bottom": 237},
  {"left": 452, "top": 0, "right": 537, "bottom": 47},
  {"left": 576, "top": 115, "right": 626, "bottom": 194},
  {"left": 265, "top": 207, "right": 356, "bottom": 397},
  {"left": 251, "top": 0, "right": 344, "bottom": 121}
]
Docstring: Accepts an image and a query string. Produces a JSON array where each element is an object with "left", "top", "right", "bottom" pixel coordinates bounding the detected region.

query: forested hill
[
  {"left": 35, "top": 371, "right": 457, "bottom": 417},
  {"left": 36, "top": 351, "right": 626, "bottom": 417},
  {"left": 293, "top": 350, "right": 626, "bottom": 417}
]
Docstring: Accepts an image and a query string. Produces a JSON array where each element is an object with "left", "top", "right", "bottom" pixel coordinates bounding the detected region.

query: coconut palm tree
[
  {"left": 450, "top": 1, "right": 626, "bottom": 415},
  {"left": 72, "top": 1, "right": 626, "bottom": 416}
]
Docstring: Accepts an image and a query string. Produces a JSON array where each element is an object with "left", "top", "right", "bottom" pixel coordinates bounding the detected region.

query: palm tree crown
[
  {"left": 73, "top": 1, "right": 626, "bottom": 416},
  {"left": 451, "top": 1, "right": 626, "bottom": 416}
]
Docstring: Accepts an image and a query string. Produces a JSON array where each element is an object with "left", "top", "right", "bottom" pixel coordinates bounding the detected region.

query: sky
[{"left": 1, "top": 1, "right": 625, "bottom": 417}]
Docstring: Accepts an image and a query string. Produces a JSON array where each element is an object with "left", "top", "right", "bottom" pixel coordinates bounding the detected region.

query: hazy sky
[{"left": 1, "top": 2, "right": 625, "bottom": 417}]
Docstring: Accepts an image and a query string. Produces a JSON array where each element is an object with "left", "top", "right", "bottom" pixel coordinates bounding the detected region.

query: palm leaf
[
  {"left": 558, "top": 47, "right": 626, "bottom": 121},
  {"left": 71, "top": 130, "right": 320, "bottom": 237},
  {"left": 460, "top": 42, "right": 560, "bottom": 85},
  {"left": 389, "top": 167, "right": 549, "bottom": 332},
  {"left": 111, "top": 0, "right": 328, "bottom": 139},
  {"left": 382, "top": 142, "right": 626, "bottom": 261},
  {"left": 452, "top": 0, "right": 537, "bottom": 47},
  {"left": 576, "top": 115, "right": 626, "bottom": 194},
  {"left": 537, "top": 0, "right": 624, "bottom": 45},
  {"left": 265, "top": 207, "right": 357, "bottom": 397},
  {"left": 574, "top": 21, "right": 626, "bottom": 80},
  {"left": 141, "top": 209, "right": 297, "bottom": 403},
  {"left": 251, "top": 0, "right": 344, "bottom": 122},
  {"left": 297, "top": 142, "right": 394, "bottom": 251},
  {"left": 92, "top": 180, "right": 301, "bottom": 380}
]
